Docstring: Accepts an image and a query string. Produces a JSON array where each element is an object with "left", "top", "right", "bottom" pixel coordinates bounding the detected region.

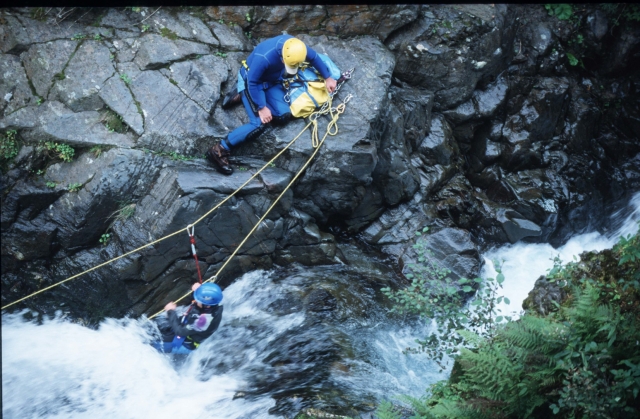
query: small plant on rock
[
  {"left": 44, "top": 141, "right": 75, "bottom": 162},
  {"left": 1, "top": 130, "right": 20, "bottom": 163},
  {"left": 46, "top": 181, "right": 57, "bottom": 188},
  {"left": 99, "top": 233, "right": 111, "bottom": 246},
  {"left": 68, "top": 183, "right": 82, "bottom": 192},
  {"left": 120, "top": 73, "right": 132, "bottom": 85}
]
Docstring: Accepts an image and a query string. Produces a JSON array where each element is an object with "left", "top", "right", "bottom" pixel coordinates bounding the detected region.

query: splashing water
[
  {"left": 482, "top": 192, "right": 640, "bottom": 317},
  {"left": 2, "top": 264, "right": 445, "bottom": 418}
]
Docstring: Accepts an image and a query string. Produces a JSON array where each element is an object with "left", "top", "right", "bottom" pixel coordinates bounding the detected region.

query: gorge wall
[{"left": 1, "top": 5, "right": 639, "bottom": 320}]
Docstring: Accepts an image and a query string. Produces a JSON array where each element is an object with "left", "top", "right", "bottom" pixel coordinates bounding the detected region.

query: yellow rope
[
  {"left": 1, "top": 121, "right": 314, "bottom": 311},
  {"left": 147, "top": 97, "right": 350, "bottom": 320},
  {"left": 2, "top": 92, "right": 350, "bottom": 314}
]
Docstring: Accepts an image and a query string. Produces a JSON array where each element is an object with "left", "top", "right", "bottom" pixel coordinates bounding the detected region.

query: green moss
[
  {"left": 103, "top": 110, "right": 128, "bottom": 133},
  {"left": 160, "top": 27, "right": 178, "bottom": 40}
]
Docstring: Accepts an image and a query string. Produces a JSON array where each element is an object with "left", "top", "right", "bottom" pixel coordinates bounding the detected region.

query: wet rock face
[
  {"left": 205, "top": 5, "right": 420, "bottom": 42},
  {"left": 385, "top": 4, "right": 516, "bottom": 110},
  {"left": 1, "top": 6, "right": 639, "bottom": 320}
]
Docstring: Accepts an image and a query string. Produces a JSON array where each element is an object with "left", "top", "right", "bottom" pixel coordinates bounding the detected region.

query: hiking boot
[
  {"left": 221, "top": 89, "right": 242, "bottom": 109},
  {"left": 206, "top": 143, "right": 233, "bottom": 175}
]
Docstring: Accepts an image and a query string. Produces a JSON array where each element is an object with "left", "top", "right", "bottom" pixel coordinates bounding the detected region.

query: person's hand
[
  {"left": 164, "top": 302, "right": 177, "bottom": 311},
  {"left": 325, "top": 77, "right": 337, "bottom": 94},
  {"left": 258, "top": 107, "right": 272, "bottom": 124},
  {"left": 191, "top": 283, "right": 201, "bottom": 292}
]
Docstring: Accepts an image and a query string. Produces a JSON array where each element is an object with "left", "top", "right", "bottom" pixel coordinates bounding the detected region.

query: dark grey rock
[
  {"left": 0, "top": 14, "right": 30, "bottom": 54},
  {"left": 386, "top": 4, "right": 513, "bottom": 109},
  {"left": 522, "top": 275, "right": 567, "bottom": 315},
  {"left": 100, "top": 9, "right": 137, "bottom": 30},
  {"left": 12, "top": 101, "right": 136, "bottom": 148},
  {"left": 176, "top": 12, "right": 220, "bottom": 46},
  {"left": 419, "top": 114, "right": 459, "bottom": 166},
  {"left": 129, "top": 68, "right": 213, "bottom": 154},
  {"left": 13, "top": 14, "right": 84, "bottom": 49},
  {"left": 206, "top": 21, "right": 254, "bottom": 52},
  {"left": 99, "top": 73, "right": 145, "bottom": 135},
  {"left": 162, "top": 54, "right": 228, "bottom": 114},
  {"left": 588, "top": 10, "right": 608, "bottom": 41},
  {"left": 133, "top": 34, "right": 210, "bottom": 70},
  {"left": 498, "top": 210, "right": 542, "bottom": 243},
  {"left": 147, "top": 9, "right": 196, "bottom": 40},
  {"left": 401, "top": 227, "right": 481, "bottom": 282},
  {"left": 110, "top": 37, "right": 141, "bottom": 63},
  {"left": 0, "top": 53, "right": 35, "bottom": 115},
  {"left": 390, "top": 85, "right": 434, "bottom": 151},
  {"left": 48, "top": 41, "right": 115, "bottom": 112},
  {"left": 21, "top": 40, "right": 77, "bottom": 99}
]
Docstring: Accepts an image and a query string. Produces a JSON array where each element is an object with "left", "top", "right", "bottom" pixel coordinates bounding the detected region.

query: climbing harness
[{"left": 2, "top": 72, "right": 355, "bottom": 315}]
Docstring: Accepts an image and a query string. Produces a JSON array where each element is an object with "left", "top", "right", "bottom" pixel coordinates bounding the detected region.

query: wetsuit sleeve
[
  {"left": 166, "top": 309, "right": 195, "bottom": 337},
  {"left": 306, "top": 47, "right": 332, "bottom": 80},
  {"left": 247, "top": 60, "right": 268, "bottom": 110}
]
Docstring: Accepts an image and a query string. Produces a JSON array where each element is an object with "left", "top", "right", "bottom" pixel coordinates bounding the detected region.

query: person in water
[
  {"left": 152, "top": 282, "right": 223, "bottom": 354},
  {"left": 206, "top": 34, "right": 337, "bottom": 175}
]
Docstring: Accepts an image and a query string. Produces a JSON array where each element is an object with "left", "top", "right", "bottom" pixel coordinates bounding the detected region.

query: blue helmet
[{"left": 193, "top": 283, "right": 223, "bottom": 306}]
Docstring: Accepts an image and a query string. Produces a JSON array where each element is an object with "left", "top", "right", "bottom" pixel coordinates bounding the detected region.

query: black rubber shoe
[
  {"left": 221, "top": 89, "right": 242, "bottom": 109},
  {"left": 206, "top": 143, "right": 233, "bottom": 175}
]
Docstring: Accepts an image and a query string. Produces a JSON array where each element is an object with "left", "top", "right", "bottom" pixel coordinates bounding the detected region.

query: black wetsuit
[{"left": 164, "top": 304, "right": 223, "bottom": 350}]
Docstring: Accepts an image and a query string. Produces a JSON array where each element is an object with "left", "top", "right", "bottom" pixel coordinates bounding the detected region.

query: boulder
[
  {"left": 400, "top": 227, "right": 481, "bottom": 282},
  {"left": 386, "top": 4, "right": 515, "bottom": 109}
]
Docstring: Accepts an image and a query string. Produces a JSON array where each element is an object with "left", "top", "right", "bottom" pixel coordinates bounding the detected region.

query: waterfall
[{"left": 482, "top": 192, "right": 640, "bottom": 318}]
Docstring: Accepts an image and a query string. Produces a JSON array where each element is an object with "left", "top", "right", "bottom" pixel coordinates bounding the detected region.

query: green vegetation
[
  {"left": 214, "top": 51, "right": 228, "bottom": 58},
  {"left": 378, "top": 226, "right": 640, "bottom": 419},
  {"left": 141, "top": 24, "right": 151, "bottom": 32},
  {"left": 103, "top": 110, "right": 128, "bottom": 133},
  {"left": 30, "top": 7, "right": 47, "bottom": 21},
  {"left": 53, "top": 72, "right": 65, "bottom": 81},
  {"left": 545, "top": 4, "right": 573, "bottom": 20},
  {"left": 1, "top": 130, "right": 20, "bottom": 164},
  {"left": 67, "top": 183, "right": 82, "bottom": 192},
  {"left": 89, "top": 145, "right": 109, "bottom": 158},
  {"left": 160, "top": 27, "right": 178, "bottom": 40},
  {"left": 142, "top": 148, "right": 196, "bottom": 161},
  {"left": 71, "top": 33, "right": 86, "bottom": 41},
  {"left": 381, "top": 226, "right": 510, "bottom": 369},
  {"left": 43, "top": 141, "right": 75, "bottom": 162},
  {"left": 93, "top": 33, "right": 103, "bottom": 41},
  {"left": 46, "top": 181, "right": 57, "bottom": 188},
  {"left": 99, "top": 233, "right": 111, "bottom": 246},
  {"left": 111, "top": 202, "right": 136, "bottom": 222},
  {"left": 245, "top": 12, "right": 251, "bottom": 22},
  {"left": 120, "top": 73, "right": 132, "bottom": 85}
]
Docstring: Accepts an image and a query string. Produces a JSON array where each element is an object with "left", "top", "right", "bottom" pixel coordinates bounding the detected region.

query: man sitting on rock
[
  {"left": 206, "top": 34, "right": 337, "bottom": 175},
  {"left": 152, "top": 282, "right": 224, "bottom": 354}
]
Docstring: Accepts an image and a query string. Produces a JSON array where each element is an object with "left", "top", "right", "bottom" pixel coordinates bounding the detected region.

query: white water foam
[{"left": 482, "top": 192, "right": 640, "bottom": 318}]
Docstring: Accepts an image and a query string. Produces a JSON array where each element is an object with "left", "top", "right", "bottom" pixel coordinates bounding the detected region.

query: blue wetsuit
[{"left": 223, "top": 35, "right": 333, "bottom": 150}]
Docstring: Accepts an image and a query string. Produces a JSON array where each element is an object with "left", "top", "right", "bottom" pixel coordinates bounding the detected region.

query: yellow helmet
[{"left": 282, "top": 38, "right": 307, "bottom": 74}]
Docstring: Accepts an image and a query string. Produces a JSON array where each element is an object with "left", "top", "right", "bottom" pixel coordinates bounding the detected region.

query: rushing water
[
  {"left": 2, "top": 250, "right": 445, "bottom": 419},
  {"left": 3, "top": 193, "right": 639, "bottom": 418},
  {"left": 482, "top": 192, "right": 640, "bottom": 318}
]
